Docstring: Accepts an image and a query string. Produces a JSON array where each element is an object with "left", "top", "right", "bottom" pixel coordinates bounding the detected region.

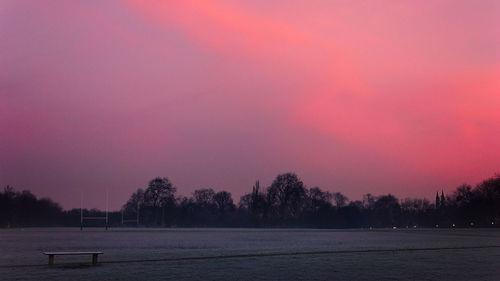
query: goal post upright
[
  {"left": 80, "top": 189, "right": 110, "bottom": 231},
  {"left": 137, "top": 202, "right": 140, "bottom": 227},
  {"left": 121, "top": 201, "right": 140, "bottom": 227},
  {"left": 80, "top": 191, "right": 83, "bottom": 231},
  {"left": 105, "top": 189, "right": 109, "bottom": 231}
]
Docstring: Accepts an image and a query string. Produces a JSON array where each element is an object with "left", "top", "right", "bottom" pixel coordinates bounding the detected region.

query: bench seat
[{"left": 43, "top": 251, "right": 103, "bottom": 265}]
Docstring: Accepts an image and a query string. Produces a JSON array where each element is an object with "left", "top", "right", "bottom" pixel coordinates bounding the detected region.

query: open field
[{"left": 1, "top": 228, "right": 499, "bottom": 280}]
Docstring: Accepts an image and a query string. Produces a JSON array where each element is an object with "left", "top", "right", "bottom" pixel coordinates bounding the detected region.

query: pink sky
[{"left": 1, "top": 0, "right": 499, "bottom": 210}]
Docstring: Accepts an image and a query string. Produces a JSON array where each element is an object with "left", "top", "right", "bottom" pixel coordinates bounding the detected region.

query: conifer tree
[
  {"left": 435, "top": 192, "right": 440, "bottom": 208},
  {"left": 440, "top": 190, "right": 446, "bottom": 207}
]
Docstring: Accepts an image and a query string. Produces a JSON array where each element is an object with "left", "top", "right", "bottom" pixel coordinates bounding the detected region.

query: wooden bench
[{"left": 43, "top": 251, "right": 104, "bottom": 265}]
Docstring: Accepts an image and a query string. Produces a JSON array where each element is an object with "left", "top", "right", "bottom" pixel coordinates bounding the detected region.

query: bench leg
[
  {"left": 92, "top": 254, "right": 98, "bottom": 265},
  {"left": 48, "top": 255, "right": 54, "bottom": 265}
]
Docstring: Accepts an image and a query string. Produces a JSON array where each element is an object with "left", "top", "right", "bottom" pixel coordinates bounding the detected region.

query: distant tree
[
  {"left": 362, "top": 193, "right": 376, "bottom": 209},
  {"left": 400, "top": 198, "right": 431, "bottom": 227},
  {"left": 17, "top": 190, "right": 37, "bottom": 226},
  {"left": 454, "top": 184, "right": 473, "bottom": 207},
  {"left": 3, "top": 172, "right": 500, "bottom": 229},
  {"left": 144, "top": 177, "right": 176, "bottom": 225},
  {"left": 0, "top": 186, "right": 15, "bottom": 226},
  {"left": 3, "top": 185, "right": 15, "bottom": 198},
  {"left": 144, "top": 177, "right": 176, "bottom": 208},
  {"left": 373, "top": 194, "right": 401, "bottom": 227},
  {"left": 338, "top": 202, "right": 363, "bottom": 228},
  {"left": 333, "top": 192, "right": 348, "bottom": 208},
  {"left": 304, "top": 187, "right": 335, "bottom": 227},
  {"left": 193, "top": 188, "right": 216, "bottom": 207},
  {"left": 0, "top": 187, "right": 63, "bottom": 227},
  {"left": 36, "top": 198, "right": 62, "bottom": 226},
  {"left": 474, "top": 175, "right": 500, "bottom": 225},
  {"left": 435, "top": 192, "right": 440, "bottom": 209},
  {"left": 123, "top": 188, "right": 145, "bottom": 215},
  {"left": 308, "top": 187, "right": 332, "bottom": 211},
  {"left": 239, "top": 193, "right": 252, "bottom": 210},
  {"left": 189, "top": 188, "right": 218, "bottom": 225},
  {"left": 249, "top": 181, "right": 267, "bottom": 219},
  {"left": 213, "top": 191, "right": 235, "bottom": 213},
  {"left": 267, "top": 173, "right": 307, "bottom": 219}
]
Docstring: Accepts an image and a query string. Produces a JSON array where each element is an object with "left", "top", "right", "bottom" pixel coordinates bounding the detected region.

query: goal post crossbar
[{"left": 80, "top": 190, "right": 109, "bottom": 230}]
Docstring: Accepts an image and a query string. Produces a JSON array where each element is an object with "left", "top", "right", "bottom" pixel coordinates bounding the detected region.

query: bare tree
[
  {"left": 213, "top": 191, "right": 234, "bottom": 213},
  {"left": 333, "top": 192, "right": 348, "bottom": 208},
  {"left": 144, "top": 177, "right": 176, "bottom": 225},
  {"left": 267, "top": 173, "right": 307, "bottom": 218},
  {"left": 193, "top": 188, "right": 216, "bottom": 207},
  {"left": 123, "top": 188, "right": 145, "bottom": 214}
]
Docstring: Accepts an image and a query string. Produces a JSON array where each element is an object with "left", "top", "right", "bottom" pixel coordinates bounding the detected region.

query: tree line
[{"left": 1, "top": 173, "right": 499, "bottom": 228}]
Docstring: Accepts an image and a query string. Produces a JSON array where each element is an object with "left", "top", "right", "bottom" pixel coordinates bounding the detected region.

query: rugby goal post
[{"left": 80, "top": 190, "right": 109, "bottom": 231}]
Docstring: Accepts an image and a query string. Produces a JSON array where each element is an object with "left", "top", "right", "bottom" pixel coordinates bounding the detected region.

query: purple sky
[{"left": 1, "top": 0, "right": 499, "bottom": 210}]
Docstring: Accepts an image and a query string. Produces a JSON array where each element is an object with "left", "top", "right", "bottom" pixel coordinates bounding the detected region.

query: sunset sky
[{"left": 1, "top": 0, "right": 499, "bottom": 210}]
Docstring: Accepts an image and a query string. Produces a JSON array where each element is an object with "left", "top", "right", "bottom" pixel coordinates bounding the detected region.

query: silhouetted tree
[
  {"left": 213, "top": 191, "right": 235, "bottom": 214},
  {"left": 193, "top": 188, "right": 216, "bottom": 206},
  {"left": 0, "top": 186, "right": 62, "bottom": 227},
  {"left": 2, "top": 173, "right": 500, "bottom": 229},
  {"left": 303, "top": 187, "right": 334, "bottom": 227},
  {"left": 401, "top": 198, "right": 431, "bottom": 227},
  {"left": 333, "top": 192, "right": 348, "bottom": 208},
  {"left": 124, "top": 188, "right": 144, "bottom": 213},
  {"left": 362, "top": 193, "right": 376, "bottom": 209},
  {"left": 123, "top": 188, "right": 145, "bottom": 225},
  {"left": 454, "top": 184, "right": 473, "bottom": 207},
  {"left": 248, "top": 181, "right": 267, "bottom": 221},
  {"left": 308, "top": 187, "right": 332, "bottom": 211},
  {"left": 267, "top": 173, "right": 307, "bottom": 221},
  {"left": 372, "top": 194, "right": 401, "bottom": 227},
  {"left": 144, "top": 177, "right": 176, "bottom": 225}
]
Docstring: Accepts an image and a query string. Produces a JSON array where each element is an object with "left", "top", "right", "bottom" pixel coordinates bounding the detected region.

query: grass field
[{"left": 1, "top": 228, "right": 499, "bottom": 280}]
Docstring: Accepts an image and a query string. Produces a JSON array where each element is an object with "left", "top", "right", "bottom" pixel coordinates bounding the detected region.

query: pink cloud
[{"left": 1, "top": 0, "right": 498, "bottom": 208}]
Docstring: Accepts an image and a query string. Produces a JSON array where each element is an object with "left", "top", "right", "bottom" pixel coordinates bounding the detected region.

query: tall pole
[
  {"left": 105, "top": 189, "right": 109, "bottom": 231},
  {"left": 80, "top": 191, "right": 83, "bottom": 231},
  {"left": 137, "top": 202, "right": 140, "bottom": 227}
]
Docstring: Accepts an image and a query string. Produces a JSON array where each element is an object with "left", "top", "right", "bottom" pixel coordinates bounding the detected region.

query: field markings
[
  {"left": 1, "top": 245, "right": 500, "bottom": 269},
  {"left": 102, "top": 245, "right": 500, "bottom": 264}
]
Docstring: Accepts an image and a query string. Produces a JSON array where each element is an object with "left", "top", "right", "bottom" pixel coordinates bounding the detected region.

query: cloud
[{"left": 1, "top": 0, "right": 498, "bottom": 208}]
